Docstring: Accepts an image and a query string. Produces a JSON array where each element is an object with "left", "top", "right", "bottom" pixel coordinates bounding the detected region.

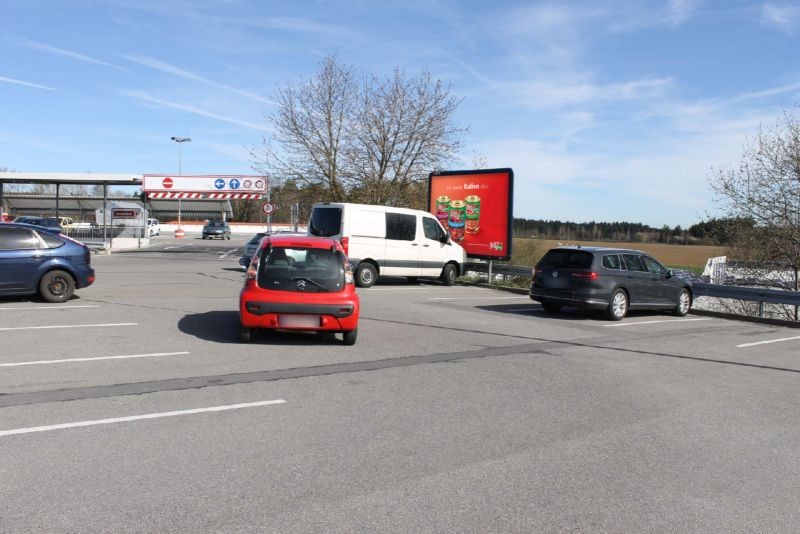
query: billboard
[
  {"left": 428, "top": 168, "right": 514, "bottom": 261},
  {"left": 143, "top": 174, "right": 267, "bottom": 194}
]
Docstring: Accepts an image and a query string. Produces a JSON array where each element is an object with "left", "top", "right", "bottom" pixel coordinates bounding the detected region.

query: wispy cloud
[
  {"left": 500, "top": 77, "right": 675, "bottom": 109},
  {"left": 667, "top": 0, "right": 699, "bottom": 25},
  {"left": 762, "top": 2, "right": 800, "bottom": 34},
  {"left": 16, "top": 39, "right": 127, "bottom": 70},
  {"left": 121, "top": 54, "right": 274, "bottom": 105},
  {"left": 119, "top": 90, "right": 268, "bottom": 131},
  {"left": 0, "top": 75, "right": 56, "bottom": 91},
  {"left": 230, "top": 16, "right": 355, "bottom": 38}
]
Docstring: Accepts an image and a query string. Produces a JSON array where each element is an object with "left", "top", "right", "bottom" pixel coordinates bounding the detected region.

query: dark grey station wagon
[{"left": 530, "top": 247, "right": 692, "bottom": 321}]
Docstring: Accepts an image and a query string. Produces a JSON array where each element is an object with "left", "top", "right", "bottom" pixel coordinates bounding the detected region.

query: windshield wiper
[{"left": 291, "top": 277, "right": 329, "bottom": 291}]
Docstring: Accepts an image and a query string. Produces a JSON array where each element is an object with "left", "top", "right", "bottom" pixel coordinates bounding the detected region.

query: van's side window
[
  {"left": 422, "top": 217, "right": 443, "bottom": 240},
  {"left": 386, "top": 213, "right": 416, "bottom": 241}
]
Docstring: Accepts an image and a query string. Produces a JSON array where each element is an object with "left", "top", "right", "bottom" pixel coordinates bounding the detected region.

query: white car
[{"left": 147, "top": 218, "right": 161, "bottom": 237}]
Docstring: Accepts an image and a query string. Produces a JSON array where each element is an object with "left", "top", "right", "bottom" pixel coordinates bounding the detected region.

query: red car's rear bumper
[{"left": 240, "top": 292, "right": 359, "bottom": 332}]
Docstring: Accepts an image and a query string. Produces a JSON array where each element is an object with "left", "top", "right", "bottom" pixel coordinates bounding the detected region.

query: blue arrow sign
[
  {"left": 214, "top": 178, "right": 225, "bottom": 189},
  {"left": 229, "top": 178, "right": 240, "bottom": 189}
]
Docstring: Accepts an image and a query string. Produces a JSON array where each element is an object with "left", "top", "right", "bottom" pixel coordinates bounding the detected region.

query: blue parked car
[{"left": 0, "top": 222, "right": 95, "bottom": 302}]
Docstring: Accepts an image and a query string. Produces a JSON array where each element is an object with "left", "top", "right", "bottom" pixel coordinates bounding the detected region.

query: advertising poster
[{"left": 428, "top": 168, "right": 514, "bottom": 261}]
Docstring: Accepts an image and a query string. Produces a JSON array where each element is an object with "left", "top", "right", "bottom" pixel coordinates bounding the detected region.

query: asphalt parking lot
[{"left": 3, "top": 233, "right": 800, "bottom": 532}]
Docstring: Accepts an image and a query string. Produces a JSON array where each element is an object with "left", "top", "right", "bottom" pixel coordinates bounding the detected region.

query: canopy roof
[{"left": 0, "top": 172, "right": 143, "bottom": 185}]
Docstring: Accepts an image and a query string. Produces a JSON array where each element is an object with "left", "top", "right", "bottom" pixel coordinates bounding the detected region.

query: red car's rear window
[{"left": 258, "top": 246, "right": 346, "bottom": 292}]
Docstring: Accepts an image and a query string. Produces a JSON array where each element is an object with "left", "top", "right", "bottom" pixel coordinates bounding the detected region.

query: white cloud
[
  {"left": 16, "top": 39, "right": 127, "bottom": 70},
  {"left": 122, "top": 54, "right": 275, "bottom": 106},
  {"left": 119, "top": 90, "right": 269, "bottom": 131},
  {"left": 499, "top": 76, "right": 675, "bottom": 109},
  {"left": 667, "top": 0, "right": 698, "bottom": 25},
  {"left": 762, "top": 2, "right": 800, "bottom": 33},
  {"left": 0, "top": 75, "right": 56, "bottom": 91}
]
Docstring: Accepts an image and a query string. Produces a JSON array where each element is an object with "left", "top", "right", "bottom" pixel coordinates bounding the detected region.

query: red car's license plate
[{"left": 278, "top": 315, "right": 320, "bottom": 328}]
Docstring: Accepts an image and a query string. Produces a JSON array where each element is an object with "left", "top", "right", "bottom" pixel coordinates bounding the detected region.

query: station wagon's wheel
[
  {"left": 240, "top": 326, "right": 252, "bottom": 343},
  {"left": 440, "top": 264, "right": 457, "bottom": 286},
  {"left": 39, "top": 270, "right": 75, "bottom": 303},
  {"left": 541, "top": 301, "right": 562, "bottom": 313},
  {"left": 355, "top": 263, "right": 377, "bottom": 288},
  {"left": 342, "top": 328, "right": 358, "bottom": 346},
  {"left": 674, "top": 289, "right": 692, "bottom": 317},
  {"left": 606, "top": 289, "right": 628, "bottom": 321}
]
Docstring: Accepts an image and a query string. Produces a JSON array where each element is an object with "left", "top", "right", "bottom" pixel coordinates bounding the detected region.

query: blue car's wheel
[{"left": 39, "top": 270, "right": 75, "bottom": 303}]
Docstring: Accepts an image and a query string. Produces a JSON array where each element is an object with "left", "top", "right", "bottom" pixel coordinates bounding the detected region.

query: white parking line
[
  {"left": 737, "top": 336, "right": 800, "bottom": 348},
  {"left": 218, "top": 248, "right": 239, "bottom": 259},
  {"left": 0, "top": 351, "right": 190, "bottom": 368},
  {"left": 0, "top": 305, "right": 100, "bottom": 311},
  {"left": 0, "top": 323, "right": 137, "bottom": 332},
  {"left": 366, "top": 287, "right": 434, "bottom": 291},
  {"left": 603, "top": 318, "right": 711, "bottom": 327},
  {"left": 164, "top": 244, "right": 189, "bottom": 250},
  {"left": 0, "top": 399, "right": 287, "bottom": 438},
  {"left": 430, "top": 296, "right": 529, "bottom": 300}
]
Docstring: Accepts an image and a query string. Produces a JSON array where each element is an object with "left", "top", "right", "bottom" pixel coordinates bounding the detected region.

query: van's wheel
[
  {"left": 39, "top": 270, "right": 75, "bottom": 303},
  {"left": 606, "top": 289, "right": 628, "bottom": 321},
  {"left": 440, "top": 264, "right": 457, "bottom": 286},
  {"left": 674, "top": 289, "right": 692, "bottom": 316},
  {"left": 240, "top": 326, "right": 252, "bottom": 343},
  {"left": 342, "top": 328, "right": 358, "bottom": 346},
  {"left": 355, "top": 263, "right": 377, "bottom": 288}
]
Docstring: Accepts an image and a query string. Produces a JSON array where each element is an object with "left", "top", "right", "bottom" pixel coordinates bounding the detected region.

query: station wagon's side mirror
[{"left": 667, "top": 269, "right": 674, "bottom": 278}]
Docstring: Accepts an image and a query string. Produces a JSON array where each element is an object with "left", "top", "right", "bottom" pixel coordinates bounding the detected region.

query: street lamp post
[{"left": 170, "top": 136, "right": 191, "bottom": 234}]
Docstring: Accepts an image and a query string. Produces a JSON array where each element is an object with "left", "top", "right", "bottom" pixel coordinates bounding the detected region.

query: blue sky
[{"left": 1, "top": 0, "right": 799, "bottom": 227}]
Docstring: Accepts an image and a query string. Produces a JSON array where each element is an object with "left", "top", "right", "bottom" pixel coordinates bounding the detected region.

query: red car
[{"left": 239, "top": 235, "right": 360, "bottom": 344}]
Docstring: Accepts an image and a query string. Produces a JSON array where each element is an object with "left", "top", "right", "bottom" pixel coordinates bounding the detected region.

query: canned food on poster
[{"left": 465, "top": 195, "right": 480, "bottom": 234}]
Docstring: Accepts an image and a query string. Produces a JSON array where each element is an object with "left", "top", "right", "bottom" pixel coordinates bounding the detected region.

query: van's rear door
[{"left": 309, "top": 206, "right": 343, "bottom": 238}]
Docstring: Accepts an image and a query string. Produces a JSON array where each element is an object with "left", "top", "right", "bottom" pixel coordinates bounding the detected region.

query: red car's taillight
[
  {"left": 246, "top": 254, "right": 260, "bottom": 282},
  {"left": 571, "top": 271, "right": 600, "bottom": 281},
  {"left": 340, "top": 236, "right": 349, "bottom": 256}
]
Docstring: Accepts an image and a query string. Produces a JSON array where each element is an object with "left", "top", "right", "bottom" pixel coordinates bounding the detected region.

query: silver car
[{"left": 239, "top": 230, "right": 303, "bottom": 268}]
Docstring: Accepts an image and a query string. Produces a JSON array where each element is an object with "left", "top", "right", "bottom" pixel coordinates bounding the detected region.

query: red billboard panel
[{"left": 428, "top": 168, "right": 514, "bottom": 261}]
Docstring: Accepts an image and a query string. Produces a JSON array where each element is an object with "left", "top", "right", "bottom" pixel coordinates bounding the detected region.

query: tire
[
  {"left": 240, "top": 326, "right": 252, "bottom": 343},
  {"left": 541, "top": 301, "right": 562, "bottom": 313},
  {"left": 226, "top": 235, "right": 231, "bottom": 240},
  {"left": 202, "top": 235, "right": 207, "bottom": 240},
  {"left": 606, "top": 289, "right": 628, "bottom": 321},
  {"left": 39, "top": 270, "right": 75, "bottom": 303},
  {"left": 440, "top": 264, "right": 457, "bottom": 286},
  {"left": 355, "top": 263, "right": 377, "bottom": 288},
  {"left": 342, "top": 328, "right": 358, "bottom": 346},
  {"left": 674, "top": 288, "right": 692, "bottom": 316}
]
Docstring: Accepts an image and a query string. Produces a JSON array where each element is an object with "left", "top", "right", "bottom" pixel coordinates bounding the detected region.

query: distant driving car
[
  {"left": 0, "top": 222, "right": 95, "bottom": 302},
  {"left": 530, "top": 246, "right": 692, "bottom": 321},
  {"left": 239, "top": 235, "right": 359, "bottom": 344},
  {"left": 239, "top": 230, "right": 304, "bottom": 268},
  {"left": 14, "top": 216, "right": 63, "bottom": 233},
  {"left": 147, "top": 218, "right": 161, "bottom": 237},
  {"left": 202, "top": 219, "right": 231, "bottom": 240}
]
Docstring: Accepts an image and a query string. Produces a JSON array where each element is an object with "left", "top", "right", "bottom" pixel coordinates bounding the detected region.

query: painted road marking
[
  {"left": 430, "top": 296, "right": 529, "bottom": 300},
  {"left": 603, "top": 318, "right": 711, "bottom": 327},
  {"left": 164, "top": 244, "right": 189, "bottom": 250},
  {"left": 0, "top": 323, "right": 137, "bottom": 332},
  {"left": 0, "top": 399, "right": 287, "bottom": 438},
  {"left": 737, "top": 335, "right": 800, "bottom": 348},
  {"left": 218, "top": 248, "right": 239, "bottom": 259},
  {"left": 0, "top": 351, "right": 190, "bottom": 368},
  {"left": 0, "top": 305, "right": 100, "bottom": 311}
]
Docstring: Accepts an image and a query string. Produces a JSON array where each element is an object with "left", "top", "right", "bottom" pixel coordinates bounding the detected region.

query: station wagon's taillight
[
  {"left": 571, "top": 271, "right": 600, "bottom": 281},
  {"left": 533, "top": 267, "right": 543, "bottom": 277}
]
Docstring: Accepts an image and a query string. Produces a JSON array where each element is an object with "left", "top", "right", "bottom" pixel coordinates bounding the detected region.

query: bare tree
[
  {"left": 710, "top": 108, "right": 800, "bottom": 319},
  {"left": 256, "top": 55, "right": 356, "bottom": 201},
  {"left": 348, "top": 69, "right": 466, "bottom": 205}
]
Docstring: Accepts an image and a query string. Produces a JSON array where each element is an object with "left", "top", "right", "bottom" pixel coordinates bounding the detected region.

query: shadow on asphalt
[
  {"left": 476, "top": 303, "right": 675, "bottom": 322},
  {"left": 177, "top": 310, "right": 344, "bottom": 346}
]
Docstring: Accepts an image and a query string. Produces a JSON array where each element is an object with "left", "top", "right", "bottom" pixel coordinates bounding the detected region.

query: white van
[{"left": 308, "top": 202, "right": 466, "bottom": 287}]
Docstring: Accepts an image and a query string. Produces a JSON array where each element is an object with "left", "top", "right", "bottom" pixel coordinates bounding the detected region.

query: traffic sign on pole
[{"left": 262, "top": 201, "right": 276, "bottom": 215}]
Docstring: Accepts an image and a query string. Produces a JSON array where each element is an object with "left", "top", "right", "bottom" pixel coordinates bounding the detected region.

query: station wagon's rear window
[
  {"left": 601, "top": 254, "right": 624, "bottom": 270},
  {"left": 537, "top": 250, "right": 593, "bottom": 269}
]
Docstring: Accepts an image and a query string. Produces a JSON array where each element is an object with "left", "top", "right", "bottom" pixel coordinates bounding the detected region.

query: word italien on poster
[{"left": 428, "top": 168, "right": 514, "bottom": 261}]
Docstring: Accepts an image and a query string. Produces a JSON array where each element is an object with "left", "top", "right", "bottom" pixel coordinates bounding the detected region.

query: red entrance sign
[
  {"left": 112, "top": 209, "right": 137, "bottom": 218},
  {"left": 162, "top": 177, "right": 173, "bottom": 188}
]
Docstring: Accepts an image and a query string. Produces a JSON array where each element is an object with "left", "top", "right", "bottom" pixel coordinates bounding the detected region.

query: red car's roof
[{"left": 265, "top": 235, "right": 339, "bottom": 249}]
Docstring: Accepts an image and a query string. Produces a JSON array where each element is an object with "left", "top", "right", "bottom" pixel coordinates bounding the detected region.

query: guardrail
[{"left": 464, "top": 262, "right": 800, "bottom": 317}]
